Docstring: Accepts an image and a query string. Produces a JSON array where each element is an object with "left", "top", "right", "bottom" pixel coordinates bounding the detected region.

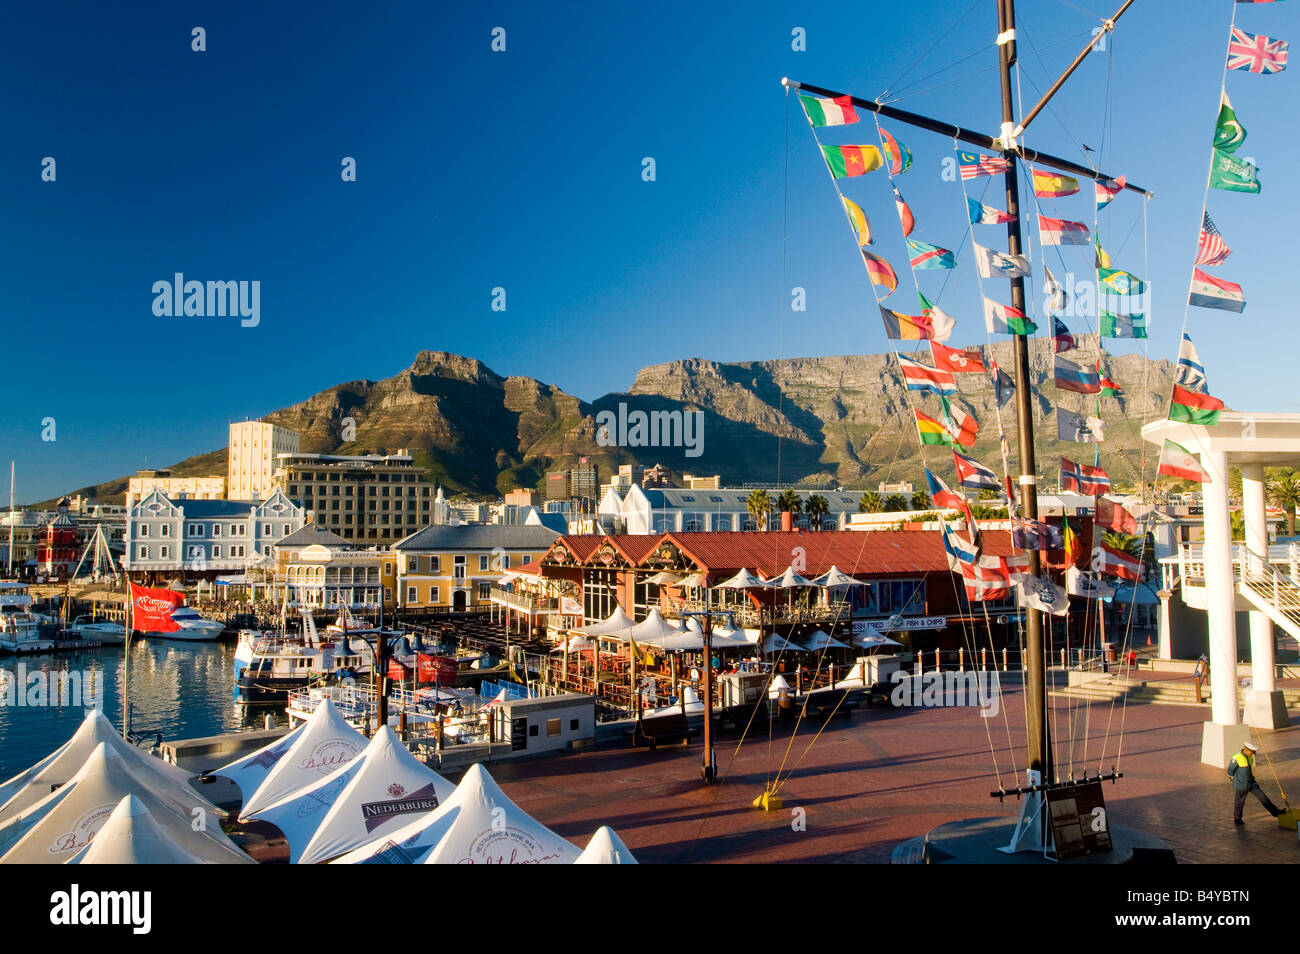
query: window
[
  {"left": 212, "top": 545, "right": 221, "bottom": 558},
  {"left": 522, "top": 555, "right": 531, "bottom": 565},
  {"left": 528, "top": 724, "right": 539, "bottom": 737},
  {"left": 479, "top": 555, "right": 489, "bottom": 571},
  {"left": 264, "top": 523, "right": 272, "bottom": 534},
  {"left": 213, "top": 524, "right": 221, "bottom": 537},
  {"left": 407, "top": 557, "right": 418, "bottom": 572},
  {"left": 429, "top": 586, "right": 439, "bottom": 604},
  {"left": 407, "top": 586, "right": 417, "bottom": 603},
  {"left": 546, "top": 718, "right": 561, "bottom": 737},
  {"left": 430, "top": 556, "right": 441, "bottom": 573},
  {"left": 454, "top": 555, "right": 467, "bottom": 579},
  {"left": 160, "top": 545, "right": 169, "bottom": 559},
  {"left": 477, "top": 582, "right": 491, "bottom": 600},
  {"left": 140, "top": 524, "right": 149, "bottom": 538},
  {"left": 160, "top": 524, "right": 170, "bottom": 537},
  {"left": 139, "top": 545, "right": 149, "bottom": 559},
  {"left": 569, "top": 718, "right": 579, "bottom": 731},
  {"left": 188, "top": 523, "right": 202, "bottom": 536},
  {"left": 283, "top": 524, "right": 290, "bottom": 535}
]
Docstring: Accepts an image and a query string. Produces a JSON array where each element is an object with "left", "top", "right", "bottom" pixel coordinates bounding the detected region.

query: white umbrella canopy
[
  {"left": 69, "top": 794, "right": 208, "bottom": 865},
  {"left": 765, "top": 566, "right": 814, "bottom": 588},
  {"left": 238, "top": 699, "right": 367, "bottom": 819},
  {"left": 551, "top": 635, "right": 594, "bottom": 654},
  {"left": 626, "top": 608, "right": 679, "bottom": 646},
  {"left": 678, "top": 573, "right": 706, "bottom": 588},
  {"left": 810, "top": 565, "right": 865, "bottom": 587},
  {"left": 658, "top": 632, "right": 705, "bottom": 653},
  {"left": 714, "top": 568, "right": 769, "bottom": 590},
  {"left": 577, "top": 606, "right": 636, "bottom": 637},
  {"left": 642, "top": 571, "right": 683, "bottom": 586},
  {"left": 801, "top": 629, "right": 851, "bottom": 651},
  {"left": 574, "top": 825, "right": 638, "bottom": 865},
  {"left": 761, "top": 634, "right": 803, "bottom": 655},
  {"left": 684, "top": 617, "right": 703, "bottom": 632},
  {"left": 855, "top": 633, "right": 905, "bottom": 649}
]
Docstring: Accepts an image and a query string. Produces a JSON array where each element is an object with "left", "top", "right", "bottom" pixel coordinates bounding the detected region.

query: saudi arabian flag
[
  {"left": 1209, "top": 147, "right": 1261, "bottom": 193},
  {"left": 799, "top": 93, "right": 859, "bottom": 127},
  {"left": 820, "top": 144, "right": 883, "bottom": 178},
  {"left": 1213, "top": 91, "right": 1246, "bottom": 153}
]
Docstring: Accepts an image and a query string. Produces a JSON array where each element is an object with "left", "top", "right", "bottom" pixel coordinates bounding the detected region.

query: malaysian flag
[
  {"left": 1227, "top": 28, "right": 1288, "bottom": 74},
  {"left": 957, "top": 150, "right": 1010, "bottom": 179},
  {"left": 1195, "top": 211, "right": 1231, "bottom": 266}
]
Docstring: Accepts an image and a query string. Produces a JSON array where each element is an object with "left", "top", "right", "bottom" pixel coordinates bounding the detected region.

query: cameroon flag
[{"left": 821, "top": 144, "right": 883, "bottom": 178}]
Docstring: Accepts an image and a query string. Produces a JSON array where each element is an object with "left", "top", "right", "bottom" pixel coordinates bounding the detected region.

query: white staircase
[{"left": 1235, "top": 546, "right": 1300, "bottom": 643}]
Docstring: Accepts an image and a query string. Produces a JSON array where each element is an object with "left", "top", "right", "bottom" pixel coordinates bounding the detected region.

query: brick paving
[{"left": 485, "top": 685, "right": 1300, "bottom": 863}]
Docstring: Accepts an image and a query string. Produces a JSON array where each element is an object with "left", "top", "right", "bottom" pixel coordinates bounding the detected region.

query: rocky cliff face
[{"left": 54, "top": 345, "right": 1178, "bottom": 504}]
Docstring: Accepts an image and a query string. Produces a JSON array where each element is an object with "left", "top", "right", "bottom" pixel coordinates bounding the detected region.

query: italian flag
[
  {"left": 1158, "top": 439, "right": 1210, "bottom": 483},
  {"left": 799, "top": 94, "right": 858, "bottom": 127},
  {"left": 1169, "top": 384, "right": 1224, "bottom": 425},
  {"left": 821, "top": 144, "right": 883, "bottom": 178}
]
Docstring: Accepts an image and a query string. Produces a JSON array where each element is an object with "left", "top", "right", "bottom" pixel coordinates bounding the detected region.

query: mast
[
  {"left": 996, "top": 0, "right": 1050, "bottom": 787},
  {"left": 6, "top": 462, "right": 13, "bottom": 577}
]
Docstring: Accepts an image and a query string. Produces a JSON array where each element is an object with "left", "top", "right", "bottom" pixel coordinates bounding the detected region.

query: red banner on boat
[
  {"left": 387, "top": 658, "right": 413, "bottom": 681},
  {"left": 418, "top": 654, "right": 458, "bottom": 687},
  {"left": 128, "top": 584, "right": 183, "bottom": 633}
]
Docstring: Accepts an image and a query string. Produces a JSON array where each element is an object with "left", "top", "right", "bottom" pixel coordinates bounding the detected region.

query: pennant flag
[
  {"left": 1052, "top": 316, "right": 1076, "bottom": 353},
  {"left": 1031, "top": 170, "right": 1080, "bottom": 198},
  {"left": 1214, "top": 91, "right": 1246, "bottom": 154},
  {"left": 1012, "top": 573, "right": 1070, "bottom": 616},
  {"left": 940, "top": 396, "right": 979, "bottom": 448},
  {"left": 953, "top": 450, "right": 1001, "bottom": 491},
  {"left": 1100, "top": 310, "right": 1148, "bottom": 339},
  {"left": 917, "top": 292, "right": 957, "bottom": 337},
  {"left": 1043, "top": 266, "right": 1069, "bottom": 313},
  {"left": 1058, "top": 407, "right": 1106, "bottom": 443},
  {"left": 1209, "top": 148, "right": 1261, "bottom": 193},
  {"left": 1060, "top": 458, "right": 1111, "bottom": 495},
  {"left": 1094, "top": 237, "right": 1111, "bottom": 270},
  {"left": 1227, "top": 27, "right": 1288, "bottom": 73},
  {"left": 957, "top": 150, "right": 1010, "bottom": 179},
  {"left": 1158, "top": 439, "right": 1211, "bottom": 483},
  {"left": 881, "top": 305, "right": 953, "bottom": 341},
  {"left": 1170, "top": 384, "right": 1225, "bottom": 425},
  {"left": 821, "top": 143, "right": 883, "bottom": 178},
  {"left": 879, "top": 127, "right": 912, "bottom": 174},
  {"left": 1013, "top": 516, "right": 1064, "bottom": 551},
  {"left": 1195, "top": 211, "right": 1231, "bottom": 266},
  {"left": 1038, "top": 215, "right": 1089, "bottom": 246},
  {"left": 926, "top": 469, "right": 969, "bottom": 511},
  {"left": 968, "top": 196, "right": 1015, "bottom": 225},
  {"left": 1055, "top": 355, "right": 1102, "bottom": 394},
  {"left": 983, "top": 297, "right": 1037, "bottom": 335},
  {"left": 1097, "top": 267, "right": 1146, "bottom": 295},
  {"left": 907, "top": 238, "right": 956, "bottom": 270},
  {"left": 1063, "top": 516, "right": 1085, "bottom": 567},
  {"left": 1095, "top": 497, "right": 1138, "bottom": 534},
  {"left": 915, "top": 408, "right": 954, "bottom": 446},
  {"left": 999, "top": 435, "right": 1018, "bottom": 512},
  {"left": 893, "top": 185, "right": 915, "bottom": 237},
  {"left": 1188, "top": 267, "right": 1246, "bottom": 312},
  {"left": 1100, "top": 369, "right": 1123, "bottom": 398},
  {"left": 973, "top": 244, "right": 1031, "bottom": 278},
  {"left": 898, "top": 354, "right": 957, "bottom": 396},
  {"left": 991, "top": 362, "right": 1016, "bottom": 408},
  {"left": 1176, "top": 333, "right": 1207, "bottom": 390},
  {"left": 799, "top": 93, "right": 859, "bottom": 126},
  {"left": 1093, "top": 542, "right": 1142, "bottom": 582},
  {"left": 942, "top": 520, "right": 981, "bottom": 567},
  {"left": 1066, "top": 566, "right": 1116, "bottom": 600},
  {"left": 842, "top": 196, "right": 872, "bottom": 246},
  {"left": 862, "top": 250, "right": 899, "bottom": 296},
  {"left": 1095, "top": 175, "right": 1126, "bottom": 209},
  {"left": 930, "top": 340, "right": 987, "bottom": 373}
]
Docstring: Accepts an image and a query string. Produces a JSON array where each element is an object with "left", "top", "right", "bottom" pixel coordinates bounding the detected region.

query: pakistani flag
[
  {"left": 1209, "top": 147, "right": 1261, "bottom": 193},
  {"left": 1213, "top": 91, "right": 1246, "bottom": 153}
]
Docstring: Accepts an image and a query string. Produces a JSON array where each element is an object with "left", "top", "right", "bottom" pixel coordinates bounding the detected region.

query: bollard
[
  {"left": 1059, "top": 649, "right": 1066, "bottom": 669},
  {"left": 958, "top": 647, "right": 965, "bottom": 673},
  {"left": 981, "top": 648, "right": 987, "bottom": 671},
  {"left": 264, "top": 714, "right": 275, "bottom": 731},
  {"left": 934, "top": 649, "right": 941, "bottom": 672},
  {"left": 1002, "top": 647, "right": 1008, "bottom": 672}
]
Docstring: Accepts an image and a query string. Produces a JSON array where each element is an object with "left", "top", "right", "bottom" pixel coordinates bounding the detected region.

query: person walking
[{"left": 1229, "top": 741, "right": 1283, "bottom": 825}]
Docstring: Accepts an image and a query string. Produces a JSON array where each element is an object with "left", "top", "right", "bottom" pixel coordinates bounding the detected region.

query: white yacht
[
  {"left": 153, "top": 606, "right": 225, "bottom": 641},
  {"left": 0, "top": 582, "right": 55, "bottom": 654},
  {"left": 67, "top": 615, "right": 126, "bottom": 646}
]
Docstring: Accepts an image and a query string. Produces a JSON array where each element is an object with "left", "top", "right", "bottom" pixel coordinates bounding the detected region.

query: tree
[
  {"left": 1101, "top": 530, "right": 1142, "bottom": 556},
  {"left": 777, "top": 489, "right": 803, "bottom": 517},
  {"left": 1270, "top": 475, "right": 1300, "bottom": 538},
  {"left": 883, "top": 494, "right": 908, "bottom": 513},
  {"left": 747, "top": 489, "right": 772, "bottom": 531},
  {"left": 860, "top": 491, "right": 883, "bottom": 514},
  {"left": 910, "top": 489, "right": 931, "bottom": 511},
  {"left": 806, "top": 494, "right": 830, "bottom": 530}
]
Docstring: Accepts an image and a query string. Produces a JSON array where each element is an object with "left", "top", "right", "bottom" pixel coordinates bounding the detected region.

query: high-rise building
[
  {"left": 126, "top": 470, "right": 226, "bottom": 509},
  {"left": 228, "top": 421, "right": 300, "bottom": 500},
  {"left": 570, "top": 458, "right": 599, "bottom": 500},
  {"left": 545, "top": 470, "right": 570, "bottom": 501},
  {"left": 273, "top": 451, "right": 435, "bottom": 544}
]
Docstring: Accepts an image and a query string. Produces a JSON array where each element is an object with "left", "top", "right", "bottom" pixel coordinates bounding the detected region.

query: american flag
[
  {"left": 1227, "top": 28, "right": 1288, "bottom": 74},
  {"left": 957, "top": 150, "right": 1010, "bottom": 180},
  {"left": 1195, "top": 211, "right": 1231, "bottom": 266}
]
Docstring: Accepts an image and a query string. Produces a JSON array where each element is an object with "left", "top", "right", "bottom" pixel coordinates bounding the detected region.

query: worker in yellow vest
[{"left": 1228, "top": 741, "right": 1283, "bottom": 825}]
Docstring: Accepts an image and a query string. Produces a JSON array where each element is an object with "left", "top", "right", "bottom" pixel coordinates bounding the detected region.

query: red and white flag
[
  {"left": 128, "top": 583, "right": 184, "bottom": 633},
  {"left": 1093, "top": 542, "right": 1142, "bottom": 582},
  {"left": 1157, "top": 439, "right": 1211, "bottom": 483},
  {"left": 1095, "top": 496, "right": 1138, "bottom": 534},
  {"left": 1195, "top": 211, "right": 1232, "bottom": 266},
  {"left": 930, "top": 340, "right": 987, "bottom": 374}
]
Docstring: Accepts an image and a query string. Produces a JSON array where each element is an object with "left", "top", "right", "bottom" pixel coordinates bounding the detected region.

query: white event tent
[
  {"left": 69, "top": 794, "right": 209, "bottom": 865},
  {"left": 238, "top": 699, "right": 367, "bottom": 819},
  {"left": 574, "top": 825, "right": 638, "bottom": 864}
]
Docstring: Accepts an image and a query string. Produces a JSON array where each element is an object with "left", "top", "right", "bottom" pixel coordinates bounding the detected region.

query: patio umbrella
[
  {"left": 714, "top": 568, "right": 769, "bottom": 589},
  {"left": 810, "top": 565, "right": 865, "bottom": 587},
  {"left": 801, "top": 629, "right": 850, "bottom": 651},
  {"left": 578, "top": 605, "right": 636, "bottom": 637},
  {"left": 765, "top": 567, "right": 813, "bottom": 588},
  {"left": 855, "top": 633, "right": 905, "bottom": 649},
  {"left": 761, "top": 633, "right": 803, "bottom": 655},
  {"left": 642, "top": 571, "right": 684, "bottom": 586}
]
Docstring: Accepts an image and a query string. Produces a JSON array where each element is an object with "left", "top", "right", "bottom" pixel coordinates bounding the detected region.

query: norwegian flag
[
  {"left": 1195, "top": 211, "right": 1232, "bottom": 266},
  {"left": 1227, "top": 28, "right": 1288, "bottom": 74},
  {"left": 1060, "top": 458, "right": 1111, "bottom": 496},
  {"left": 957, "top": 150, "right": 1010, "bottom": 179}
]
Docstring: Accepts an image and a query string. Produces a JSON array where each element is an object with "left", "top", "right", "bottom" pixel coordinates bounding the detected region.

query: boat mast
[{"left": 7, "top": 462, "right": 13, "bottom": 577}]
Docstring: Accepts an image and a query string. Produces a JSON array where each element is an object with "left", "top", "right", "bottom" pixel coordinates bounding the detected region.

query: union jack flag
[
  {"left": 957, "top": 150, "right": 1010, "bottom": 180},
  {"left": 1195, "top": 211, "right": 1232, "bottom": 266},
  {"left": 1060, "top": 458, "right": 1111, "bottom": 496},
  {"left": 1227, "top": 28, "right": 1288, "bottom": 74}
]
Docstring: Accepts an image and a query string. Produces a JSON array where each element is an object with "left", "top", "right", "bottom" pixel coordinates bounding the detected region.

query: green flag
[
  {"left": 1209, "top": 147, "right": 1260, "bottom": 194},
  {"left": 1213, "top": 92, "right": 1246, "bottom": 154},
  {"left": 1097, "top": 268, "right": 1146, "bottom": 295}
]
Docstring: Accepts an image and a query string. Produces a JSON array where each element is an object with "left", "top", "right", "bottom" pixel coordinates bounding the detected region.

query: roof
[
  {"left": 550, "top": 536, "right": 604, "bottom": 562},
  {"left": 394, "top": 524, "right": 561, "bottom": 551},
  {"left": 160, "top": 499, "right": 259, "bottom": 518},
  {"left": 603, "top": 534, "right": 662, "bottom": 565},
  {"left": 274, "top": 524, "right": 352, "bottom": 549},
  {"left": 639, "top": 489, "right": 865, "bottom": 511}
]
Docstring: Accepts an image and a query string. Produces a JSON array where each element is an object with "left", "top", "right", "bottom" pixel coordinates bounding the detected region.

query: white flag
[
  {"left": 1057, "top": 406, "right": 1106, "bottom": 443},
  {"left": 1066, "top": 566, "right": 1116, "bottom": 599},
  {"left": 973, "top": 243, "right": 1032, "bottom": 279},
  {"left": 1012, "top": 572, "right": 1069, "bottom": 616}
]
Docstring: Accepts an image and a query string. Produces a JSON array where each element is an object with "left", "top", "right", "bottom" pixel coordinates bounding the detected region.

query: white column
[
  {"left": 1157, "top": 591, "right": 1172, "bottom": 659},
  {"left": 1201, "top": 449, "right": 1238, "bottom": 726},
  {"left": 1240, "top": 463, "right": 1276, "bottom": 694}
]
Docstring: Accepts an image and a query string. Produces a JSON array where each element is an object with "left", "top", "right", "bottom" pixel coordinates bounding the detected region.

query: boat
[
  {"left": 66, "top": 615, "right": 126, "bottom": 647},
  {"left": 144, "top": 606, "right": 225, "bottom": 641},
  {"left": 0, "top": 582, "right": 54, "bottom": 654},
  {"left": 234, "top": 634, "right": 375, "bottom": 704},
  {"left": 284, "top": 683, "right": 489, "bottom": 743}
]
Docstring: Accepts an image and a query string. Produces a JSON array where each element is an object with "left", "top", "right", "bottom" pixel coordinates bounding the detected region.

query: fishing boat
[{"left": 234, "top": 633, "right": 373, "bottom": 705}]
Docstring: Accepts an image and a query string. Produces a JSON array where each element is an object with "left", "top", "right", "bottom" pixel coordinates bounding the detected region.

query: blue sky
[{"left": 1, "top": 0, "right": 1293, "bottom": 500}]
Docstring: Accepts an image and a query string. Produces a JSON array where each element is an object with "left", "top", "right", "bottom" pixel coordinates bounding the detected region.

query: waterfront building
[
  {"left": 603, "top": 486, "right": 865, "bottom": 535},
  {"left": 272, "top": 451, "right": 434, "bottom": 544},
  {"left": 228, "top": 420, "right": 300, "bottom": 500},
  {"left": 271, "top": 523, "right": 396, "bottom": 612},
  {"left": 123, "top": 489, "right": 304, "bottom": 580},
  {"left": 125, "top": 470, "right": 226, "bottom": 509},
  {"left": 393, "top": 524, "right": 560, "bottom": 612}
]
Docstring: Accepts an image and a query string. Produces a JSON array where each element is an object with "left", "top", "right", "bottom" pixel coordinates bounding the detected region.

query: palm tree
[
  {"left": 910, "top": 489, "right": 931, "bottom": 511},
  {"left": 1270, "top": 475, "right": 1300, "bottom": 537},
  {"left": 1101, "top": 530, "right": 1142, "bottom": 556},
  {"left": 777, "top": 489, "right": 802, "bottom": 517},
  {"left": 806, "top": 494, "right": 830, "bottom": 530},
  {"left": 860, "top": 491, "right": 883, "bottom": 514},
  {"left": 883, "top": 494, "right": 908, "bottom": 513},
  {"left": 746, "top": 489, "right": 772, "bottom": 531}
]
